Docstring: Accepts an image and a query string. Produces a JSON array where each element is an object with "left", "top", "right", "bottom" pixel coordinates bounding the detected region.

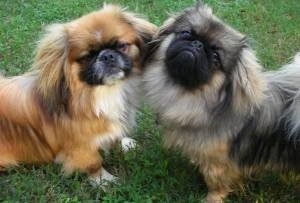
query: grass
[{"left": 0, "top": 0, "right": 299, "bottom": 202}]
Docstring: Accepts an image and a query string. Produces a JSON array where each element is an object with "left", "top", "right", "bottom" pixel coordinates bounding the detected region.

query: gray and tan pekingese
[{"left": 143, "top": 2, "right": 300, "bottom": 202}]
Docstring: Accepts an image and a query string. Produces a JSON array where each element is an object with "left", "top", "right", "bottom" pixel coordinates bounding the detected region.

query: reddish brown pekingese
[{"left": 0, "top": 4, "right": 156, "bottom": 185}]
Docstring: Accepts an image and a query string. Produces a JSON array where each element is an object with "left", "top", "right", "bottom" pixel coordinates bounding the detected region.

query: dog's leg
[
  {"left": 196, "top": 143, "right": 241, "bottom": 203},
  {"left": 58, "top": 147, "right": 117, "bottom": 188},
  {"left": 88, "top": 167, "right": 118, "bottom": 190},
  {"left": 201, "top": 160, "right": 241, "bottom": 203},
  {"left": 59, "top": 148, "right": 102, "bottom": 175}
]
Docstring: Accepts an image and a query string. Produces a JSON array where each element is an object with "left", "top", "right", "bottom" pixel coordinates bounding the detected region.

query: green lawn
[{"left": 0, "top": 0, "right": 299, "bottom": 202}]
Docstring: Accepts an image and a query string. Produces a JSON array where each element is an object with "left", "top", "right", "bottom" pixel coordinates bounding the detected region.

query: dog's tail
[
  {"left": 279, "top": 53, "right": 300, "bottom": 140},
  {"left": 293, "top": 52, "right": 300, "bottom": 64},
  {"left": 264, "top": 53, "right": 300, "bottom": 140},
  {"left": 267, "top": 52, "right": 300, "bottom": 88}
]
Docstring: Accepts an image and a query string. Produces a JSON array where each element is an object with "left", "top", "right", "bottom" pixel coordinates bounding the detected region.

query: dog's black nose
[
  {"left": 98, "top": 49, "right": 132, "bottom": 74},
  {"left": 192, "top": 40, "right": 203, "bottom": 50},
  {"left": 99, "top": 50, "right": 118, "bottom": 64}
]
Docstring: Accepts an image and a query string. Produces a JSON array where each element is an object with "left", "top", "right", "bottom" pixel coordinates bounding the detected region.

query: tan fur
[
  {"left": 0, "top": 5, "right": 156, "bottom": 182},
  {"left": 199, "top": 143, "right": 241, "bottom": 203}
]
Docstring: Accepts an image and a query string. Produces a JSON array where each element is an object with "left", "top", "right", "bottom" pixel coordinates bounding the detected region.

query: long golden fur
[
  {"left": 143, "top": 2, "right": 299, "bottom": 202},
  {"left": 0, "top": 4, "right": 156, "bottom": 185}
]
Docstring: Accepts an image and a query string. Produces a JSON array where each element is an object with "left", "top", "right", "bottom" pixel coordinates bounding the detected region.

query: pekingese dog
[
  {"left": 0, "top": 4, "right": 156, "bottom": 186},
  {"left": 143, "top": 2, "right": 299, "bottom": 202}
]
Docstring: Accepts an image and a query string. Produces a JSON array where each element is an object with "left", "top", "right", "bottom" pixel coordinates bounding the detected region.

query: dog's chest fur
[{"left": 92, "top": 79, "right": 138, "bottom": 149}]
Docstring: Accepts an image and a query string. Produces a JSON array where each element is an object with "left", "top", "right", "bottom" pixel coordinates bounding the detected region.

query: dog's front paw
[
  {"left": 205, "top": 192, "right": 225, "bottom": 203},
  {"left": 89, "top": 168, "right": 118, "bottom": 190},
  {"left": 121, "top": 137, "right": 137, "bottom": 152}
]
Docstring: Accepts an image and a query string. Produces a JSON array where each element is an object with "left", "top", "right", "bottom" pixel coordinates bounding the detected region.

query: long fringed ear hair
[
  {"left": 33, "top": 24, "right": 70, "bottom": 114},
  {"left": 230, "top": 46, "right": 266, "bottom": 113},
  {"left": 141, "top": 14, "right": 176, "bottom": 66},
  {"left": 119, "top": 6, "right": 157, "bottom": 44},
  {"left": 118, "top": 6, "right": 157, "bottom": 66}
]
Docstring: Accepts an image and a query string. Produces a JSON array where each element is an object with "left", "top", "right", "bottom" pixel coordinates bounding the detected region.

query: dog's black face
[
  {"left": 166, "top": 30, "right": 221, "bottom": 89},
  {"left": 146, "top": 3, "right": 247, "bottom": 91},
  {"left": 79, "top": 45, "right": 132, "bottom": 85}
]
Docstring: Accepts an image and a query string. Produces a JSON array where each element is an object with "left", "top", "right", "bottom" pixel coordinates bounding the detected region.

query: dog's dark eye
[
  {"left": 212, "top": 51, "right": 220, "bottom": 65},
  {"left": 179, "top": 30, "right": 192, "bottom": 38},
  {"left": 116, "top": 42, "right": 130, "bottom": 53},
  {"left": 77, "top": 50, "right": 98, "bottom": 64}
]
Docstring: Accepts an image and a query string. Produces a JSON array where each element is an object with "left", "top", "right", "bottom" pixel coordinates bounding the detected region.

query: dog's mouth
[
  {"left": 167, "top": 48, "right": 198, "bottom": 68},
  {"left": 80, "top": 49, "right": 133, "bottom": 86},
  {"left": 166, "top": 39, "right": 200, "bottom": 58},
  {"left": 102, "top": 67, "right": 126, "bottom": 85},
  {"left": 165, "top": 39, "right": 211, "bottom": 89}
]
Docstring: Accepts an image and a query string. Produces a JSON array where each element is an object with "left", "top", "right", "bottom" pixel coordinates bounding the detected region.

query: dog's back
[
  {"left": 0, "top": 74, "right": 55, "bottom": 168},
  {"left": 230, "top": 53, "right": 300, "bottom": 172}
]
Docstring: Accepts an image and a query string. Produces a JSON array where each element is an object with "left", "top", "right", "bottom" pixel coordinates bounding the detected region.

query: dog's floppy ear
[
  {"left": 101, "top": 4, "right": 157, "bottom": 66},
  {"left": 33, "top": 24, "right": 70, "bottom": 114},
  {"left": 120, "top": 8, "right": 157, "bottom": 63},
  {"left": 122, "top": 11, "right": 157, "bottom": 45},
  {"left": 102, "top": 4, "right": 157, "bottom": 45},
  {"left": 231, "top": 47, "right": 266, "bottom": 112}
]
